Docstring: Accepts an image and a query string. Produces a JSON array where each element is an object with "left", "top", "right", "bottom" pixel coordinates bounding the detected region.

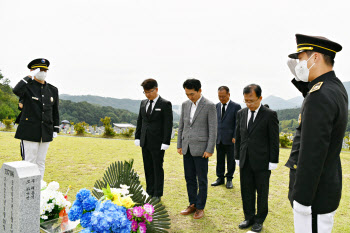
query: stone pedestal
[{"left": 0, "top": 161, "right": 41, "bottom": 233}]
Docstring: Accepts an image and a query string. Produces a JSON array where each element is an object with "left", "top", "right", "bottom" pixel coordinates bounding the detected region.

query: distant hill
[
  {"left": 59, "top": 100, "right": 138, "bottom": 126},
  {"left": 262, "top": 95, "right": 303, "bottom": 110},
  {"left": 263, "top": 81, "right": 350, "bottom": 110},
  {"left": 60, "top": 94, "right": 180, "bottom": 121},
  {"left": 61, "top": 81, "right": 350, "bottom": 115}
]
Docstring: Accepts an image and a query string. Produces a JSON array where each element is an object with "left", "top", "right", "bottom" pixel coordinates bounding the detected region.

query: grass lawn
[{"left": 1, "top": 131, "right": 349, "bottom": 233}]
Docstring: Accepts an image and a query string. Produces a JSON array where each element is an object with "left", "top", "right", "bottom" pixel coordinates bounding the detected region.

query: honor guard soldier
[
  {"left": 13, "top": 58, "right": 60, "bottom": 182},
  {"left": 286, "top": 34, "right": 347, "bottom": 233}
]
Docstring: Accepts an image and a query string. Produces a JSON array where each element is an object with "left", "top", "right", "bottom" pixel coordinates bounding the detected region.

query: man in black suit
[
  {"left": 135, "top": 79, "right": 173, "bottom": 200},
  {"left": 286, "top": 34, "right": 347, "bottom": 233},
  {"left": 234, "top": 84, "right": 279, "bottom": 232},
  {"left": 211, "top": 86, "right": 241, "bottom": 189}
]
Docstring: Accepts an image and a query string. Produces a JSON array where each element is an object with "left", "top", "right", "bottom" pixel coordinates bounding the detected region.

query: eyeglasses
[
  {"left": 143, "top": 88, "right": 156, "bottom": 94},
  {"left": 243, "top": 98, "right": 259, "bottom": 105}
]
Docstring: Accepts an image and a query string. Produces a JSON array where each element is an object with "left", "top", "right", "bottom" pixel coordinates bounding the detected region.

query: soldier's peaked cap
[
  {"left": 288, "top": 34, "right": 342, "bottom": 59},
  {"left": 27, "top": 58, "right": 50, "bottom": 70}
]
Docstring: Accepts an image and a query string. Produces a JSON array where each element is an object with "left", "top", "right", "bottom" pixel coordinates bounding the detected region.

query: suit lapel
[
  {"left": 217, "top": 104, "right": 221, "bottom": 121},
  {"left": 190, "top": 97, "right": 205, "bottom": 126},
  {"left": 243, "top": 108, "right": 249, "bottom": 132},
  {"left": 248, "top": 105, "right": 265, "bottom": 135},
  {"left": 142, "top": 100, "right": 148, "bottom": 119}
]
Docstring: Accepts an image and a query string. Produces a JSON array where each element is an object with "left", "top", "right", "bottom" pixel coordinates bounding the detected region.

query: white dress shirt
[
  {"left": 247, "top": 103, "right": 262, "bottom": 128},
  {"left": 146, "top": 95, "right": 159, "bottom": 113},
  {"left": 190, "top": 95, "right": 203, "bottom": 124}
]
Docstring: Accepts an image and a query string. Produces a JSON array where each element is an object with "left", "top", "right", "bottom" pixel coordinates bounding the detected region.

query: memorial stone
[{"left": 0, "top": 161, "right": 41, "bottom": 233}]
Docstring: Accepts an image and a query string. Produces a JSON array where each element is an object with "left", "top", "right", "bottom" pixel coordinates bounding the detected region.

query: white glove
[
  {"left": 235, "top": 160, "right": 240, "bottom": 167},
  {"left": 269, "top": 162, "right": 278, "bottom": 170},
  {"left": 29, "top": 68, "right": 40, "bottom": 79},
  {"left": 287, "top": 58, "right": 300, "bottom": 81},
  {"left": 293, "top": 200, "right": 311, "bottom": 216},
  {"left": 134, "top": 139, "right": 140, "bottom": 146},
  {"left": 161, "top": 144, "right": 169, "bottom": 150},
  {"left": 53, "top": 132, "right": 58, "bottom": 138}
]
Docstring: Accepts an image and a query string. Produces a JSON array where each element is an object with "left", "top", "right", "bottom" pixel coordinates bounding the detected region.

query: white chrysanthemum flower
[
  {"left": 41, "top": 215, "right": 48, "bottom": 220},
  {"left": 47, "top": 181, "right": 59, "bottom": 191},
  {"left": 41, "top": 180, "right": 47, "bottom": 189}
]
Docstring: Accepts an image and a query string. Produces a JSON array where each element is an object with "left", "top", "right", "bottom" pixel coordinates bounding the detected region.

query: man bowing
[
  {"left": 234, "top": 84, "right": 279, "bottom": 232},
  {"left": 135, "top": 79, "right": 173, "bottom": 201}
]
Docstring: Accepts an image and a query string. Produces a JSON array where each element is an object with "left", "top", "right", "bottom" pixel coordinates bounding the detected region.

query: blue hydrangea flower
[
  {"left": 68, "top": 204, "right": 83, "bottom": 221},
  {"left": 80, "top": 212, "right": 92, "bottom": 228},
  {"left": 83, "top": 196, "right": 98, "bottom": 211},
  {"left": 76, "top": 188, "right": 91, "bottom": 202}
]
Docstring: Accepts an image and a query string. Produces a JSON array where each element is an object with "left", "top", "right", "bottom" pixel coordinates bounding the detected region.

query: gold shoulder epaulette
[{"left": 309, "top": 82, "right": 323, "bottom": 93}]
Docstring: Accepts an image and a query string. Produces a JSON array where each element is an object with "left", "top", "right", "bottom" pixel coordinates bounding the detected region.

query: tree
[{"left": 0, "top": 70, "right": 20, "bottom": 121}]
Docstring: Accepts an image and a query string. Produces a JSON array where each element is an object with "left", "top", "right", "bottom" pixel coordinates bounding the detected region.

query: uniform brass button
[
  {"left": 294, "top": 165, "right": 297, "bottom": 169},
  {"left": 26, "top": 118, "right": 28, "bottom": 120}
]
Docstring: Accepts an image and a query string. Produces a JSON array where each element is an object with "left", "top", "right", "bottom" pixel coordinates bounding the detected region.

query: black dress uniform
[
  {"left": 13, "top": 76, "right": 60, "bottom": 142},
  {"left": 12, "top": 58, "right": 59, "bottom": 181},
  {"left": 286, "top": 71, "right": 348, "bottom": 213},
  {"left": 286, "top": 34, "right": 347, "bottom": 233}
]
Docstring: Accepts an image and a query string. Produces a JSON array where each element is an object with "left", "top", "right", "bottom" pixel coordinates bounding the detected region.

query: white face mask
[
  {"left": 35, "top": 71, "right": 47, "bottom": 81},
  {"left": 294, "top": 53, "right": 316, "bottom": 82}
]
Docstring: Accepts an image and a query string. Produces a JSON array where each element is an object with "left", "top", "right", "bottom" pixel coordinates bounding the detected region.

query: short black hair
[
  {"left": 141, "top": 79, "right": 158, "bottom": 90},
  {"left": 218, "top": 86, "right": 230, "bottom": 93},
  {"left": 305, "top": 51, "right": 334, "bottom": 67},
  {"left": 243, "top": 84, "right": 262, "bottom": 98},
  {"left": 183, "top": 79, "right": 201, "bottom": 91}
]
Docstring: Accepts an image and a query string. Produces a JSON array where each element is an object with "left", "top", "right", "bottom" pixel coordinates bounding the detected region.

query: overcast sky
[{"left": 1, "top": 0, "right": 350, "bottom": 105}]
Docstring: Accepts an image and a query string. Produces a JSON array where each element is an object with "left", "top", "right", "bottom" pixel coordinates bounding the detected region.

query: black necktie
[
  {"left": 221, "top": 103, "right": 226, "bottom": 119},
  {"left": 146, "top": 100, "right": 153, "bottom": 117},
  {"left": 248, "top": 111, "right": 255, "bottom": 132}
]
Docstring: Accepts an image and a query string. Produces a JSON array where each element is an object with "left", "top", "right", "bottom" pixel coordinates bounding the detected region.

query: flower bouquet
[
  {"left": 40, "top": 181, "right": 71, "bottom": 223},
  {"left": 69, "top": 159, "right": 170, "bottom": 232}
]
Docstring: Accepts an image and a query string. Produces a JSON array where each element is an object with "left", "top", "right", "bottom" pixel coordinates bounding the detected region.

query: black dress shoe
[
  {"left": 238, "top": 219, "right": 254, "bottom": 229},
  {"left": 226, "top": 180, "right": 233, "bottom": 189},
  {"left": 211, "top": 178, "right": 224, "bottom": 186},
  {"left": 251, "top": 223, "right": 263, "bottom": 232}
]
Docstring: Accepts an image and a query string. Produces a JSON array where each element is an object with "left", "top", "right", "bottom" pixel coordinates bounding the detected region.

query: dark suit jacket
[
  {"left": 234, "top": 105, "right": 279, "bottom": 171},
  {"left": 216, "top": 100, "right": 241, "bottom": 145},
  {"left": 135, "top": 96, "right": 173, "bottom": 151}
]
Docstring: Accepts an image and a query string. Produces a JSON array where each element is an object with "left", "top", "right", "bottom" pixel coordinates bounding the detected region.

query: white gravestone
[{"left": 0, "top": 161, "right": 41, "bottom": 233}]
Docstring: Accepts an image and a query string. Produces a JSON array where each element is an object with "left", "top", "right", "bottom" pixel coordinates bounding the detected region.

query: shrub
[
  {"left": 74, "top": 122, "right": 88, "bottom": 136},
  {"left": 279, "top": 133, "right": 292, "bottom": 148},
  {"left": 100, "top": 117, "right": 116, "bottom": 137},
  {"left": 120, "top": 128, "right": 135, "bottom": 138},
  {"left": 2, "top": 117, "right": 14, "bottom": 130}
]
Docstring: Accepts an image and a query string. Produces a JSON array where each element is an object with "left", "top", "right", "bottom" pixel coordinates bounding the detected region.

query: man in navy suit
[{"left": 211, "top": 86, "right": 241, "bottom": 189}]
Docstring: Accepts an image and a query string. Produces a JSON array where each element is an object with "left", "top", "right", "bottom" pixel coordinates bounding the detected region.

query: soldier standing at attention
[
  {"left": 13, "top": 58, "right": 60, "bottom": 183},
  {"left": 286, "top": 34, "right": 347, "bottom": 233}
]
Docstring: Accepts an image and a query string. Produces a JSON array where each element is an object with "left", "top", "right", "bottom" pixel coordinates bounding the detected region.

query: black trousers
[
  {"left": 183, "top": 149, "right": 208, "bottom": 210},
  {"left": 142, "top": 147, "right": 165, "bottom": 197},
  {"left": 216, "top": 142, "right": 235, "bottom": 181},
  {"left": 240, "top": 155, "right": 271, "bottom": 224}
]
